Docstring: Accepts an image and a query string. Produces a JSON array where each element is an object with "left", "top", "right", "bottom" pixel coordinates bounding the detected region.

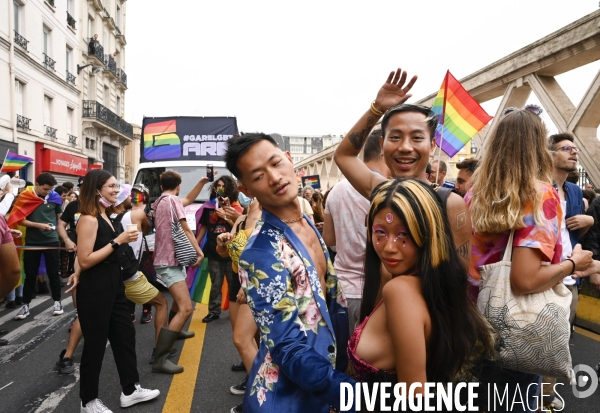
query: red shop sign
[
  {"left": 89, "top": 164, "right": 102, "bottom": 170},
  {"left": 41, "top": 149, "right": 89, "bottom": 177}
]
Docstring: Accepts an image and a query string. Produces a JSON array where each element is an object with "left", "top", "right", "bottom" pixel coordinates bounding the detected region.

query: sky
[{"left": 124, "top": 0, "right": 600, "bottom": 137}]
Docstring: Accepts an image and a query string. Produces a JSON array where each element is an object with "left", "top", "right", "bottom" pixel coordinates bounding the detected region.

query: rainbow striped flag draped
[
  {"left": 1, "top": 151, "right": 33, "bottom": 173},
  {"left": 431, "top": 71, "right": 493, "bottom": 157}
]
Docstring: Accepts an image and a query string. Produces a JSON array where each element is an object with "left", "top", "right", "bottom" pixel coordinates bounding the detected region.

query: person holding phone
[{"left": 196, "top": 176, "right": 243, "bottom": 323}]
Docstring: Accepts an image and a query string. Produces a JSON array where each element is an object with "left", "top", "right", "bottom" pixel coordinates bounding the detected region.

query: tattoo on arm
[
  {"left": 457, "top": 241, "right": 470, "bottom": 259},
  {"left": 347, "top": 116, "right": 375, "bottom": 151},
  {"left": 456, "top": 211, "right": 467, "bottom": 230}
]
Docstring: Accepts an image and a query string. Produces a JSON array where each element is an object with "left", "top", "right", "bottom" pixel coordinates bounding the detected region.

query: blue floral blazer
[{"left": 239, "top": 209, "right": 355, "bottom": 413}]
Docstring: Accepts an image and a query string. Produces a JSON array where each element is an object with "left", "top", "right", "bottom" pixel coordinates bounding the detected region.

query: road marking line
[
  {"left": 574, "top": 326, "right": 600, "bottom": 342},
  {"left": 0, "top": 296, "right": 50, "bottom": 324},
  {"left": 33, "top": 364, "right": 80, "bottom": 413},
  {"left": 3, "top": 297, "right": 73, "bottom": 341},
  {"left": 162, "top": 303, "right": 208, "bottom": 413},
  {"left": 0, "top": 381, "right": 13, "bottom": 391}
]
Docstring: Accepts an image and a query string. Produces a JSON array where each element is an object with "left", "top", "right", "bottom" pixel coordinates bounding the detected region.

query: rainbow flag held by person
[
  {"left": 1, "top": 151, "right": 33, "bottom": 173},
  {"left": 431, "top": 71, "right": 493, "bottom": 157}
]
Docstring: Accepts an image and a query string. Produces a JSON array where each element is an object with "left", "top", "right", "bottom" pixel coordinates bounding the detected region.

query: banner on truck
[{"left": 141, "top": 116, "right": 238, "bottom": 162}]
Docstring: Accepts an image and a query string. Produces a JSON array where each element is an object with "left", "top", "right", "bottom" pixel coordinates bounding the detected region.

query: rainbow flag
[
  {"left": 431, "top": 71, "right": 493, "bottom": 157},
  {"left": 1, "top": 151, "right": 33, "bottom": 173},
  {"left": 143, "top": 119, "right": 181, "bottom": 161}
]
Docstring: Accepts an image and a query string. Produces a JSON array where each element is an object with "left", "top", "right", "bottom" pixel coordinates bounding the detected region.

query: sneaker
[
  {"left": 230, "top": 403, "right": 243, "bottom": 413},
  {"left": 140, "top": 309, "right": 152, "bottom": 324},
  {"left": 229, "top": 375, "right": 248, "bottom": 395},
  {"left": 202, "top": 312, "right": 219, "bottom": 323},
  {"left": 81, "top": 398, "right": 113, "bottom": 413},
  {"left": 15, "top": 296, "right": 22, "bottom": 305},
  {"left": 130, "top": 313, "right": 136, "bottom": 323},
  {"left": 53, "top": 301, "right": 64, "bottom": 315},
  {"left": 55, "top": 349, "right": 75, "bottom": 374},
  {"left": 231, "top": 361, "right": 245, "bottom": 372},
  {"left": 15, "top": 304, "right": 29, "bottom": 320},
  {"left": 120, "top": 384, "right": 160, "bottom": 407},
  {"left": 5, "top": 300, "right": 16, "bottom": 309}
]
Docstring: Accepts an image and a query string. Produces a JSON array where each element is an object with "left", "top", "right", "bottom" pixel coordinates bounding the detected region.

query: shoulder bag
[
  {"left": 477, "top": 230, "right": 575, "bottom": 384},
  {"left": 168, "top": 196, "right": 198, "bottom": 267}
]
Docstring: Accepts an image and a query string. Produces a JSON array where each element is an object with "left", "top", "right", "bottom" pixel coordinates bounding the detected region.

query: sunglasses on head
[{"left": 502, "top": 104, "right": 543, "bottom": 117}]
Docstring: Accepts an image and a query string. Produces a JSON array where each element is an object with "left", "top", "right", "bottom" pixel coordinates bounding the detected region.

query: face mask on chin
[
  {"left": 238, "top": 192, "right": 252, "bottom": 208},
  {"left": 97, "top": 192, "right": 114, "bottom": 207}
]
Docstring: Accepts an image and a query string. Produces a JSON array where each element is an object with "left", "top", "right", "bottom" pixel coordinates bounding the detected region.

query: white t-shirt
[
  {"left": 559, "top": 200, "right": 575, "bottom": 286},
  {"left": 324, "top": 179, "right": 369, "bottom": 298}
]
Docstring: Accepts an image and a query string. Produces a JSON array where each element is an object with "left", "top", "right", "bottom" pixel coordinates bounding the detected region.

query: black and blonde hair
[{"left": 361, "top": 178, "right": 495, "bottom": 382}]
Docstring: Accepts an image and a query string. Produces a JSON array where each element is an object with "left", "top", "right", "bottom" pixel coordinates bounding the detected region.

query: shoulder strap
[
  {"left": 436, "top": 187, "right": 453, "bottom": 210},
  {"left": 113, "top": 212, "right": 126, "bottom": 224},
  {"left": 502, "top": 230, "right": 516, "bottom": 261}
]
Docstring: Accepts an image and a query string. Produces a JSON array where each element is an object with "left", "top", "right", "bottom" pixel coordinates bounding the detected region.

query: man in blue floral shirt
[{"left": 224, "top": 133, "right": 355, "bottom": 413}]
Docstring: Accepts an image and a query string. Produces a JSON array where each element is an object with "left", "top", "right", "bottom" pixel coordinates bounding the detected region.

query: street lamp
[{"left": 77, "top": 64, "right": 103, "bottom": 74}]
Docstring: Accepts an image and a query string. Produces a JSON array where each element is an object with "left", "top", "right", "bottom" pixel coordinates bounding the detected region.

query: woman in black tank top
[{"left": 74, "top": 170, "right": 160, "bottom": 412}]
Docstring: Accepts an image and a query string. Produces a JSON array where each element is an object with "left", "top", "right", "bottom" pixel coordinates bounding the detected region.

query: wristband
[
  {"left": 564, "top": 258, "right": 576, "bottom": 274},
  {"left": 370, "top": 101, "right": 384, "bottom": 116}
]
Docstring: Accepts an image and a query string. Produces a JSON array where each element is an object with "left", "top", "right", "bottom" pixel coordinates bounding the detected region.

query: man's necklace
[{"left": 281, "top": 215, "right": 304, "bottom": 224}]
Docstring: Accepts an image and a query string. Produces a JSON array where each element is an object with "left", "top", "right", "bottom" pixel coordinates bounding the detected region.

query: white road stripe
[
  {"left": 2, "top": 297, "right": 73, "bottom": 342},
  {"left": 0, "top": 381, "right": 13, "bottom": 391},
  {"left": 33, "top": 364, "right": 80, "bottom": 413},
  {"left": 0, "top": 296, "right": 51, "bottom": 324}
]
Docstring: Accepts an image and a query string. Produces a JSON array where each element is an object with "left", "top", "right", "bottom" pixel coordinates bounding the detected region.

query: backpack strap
[{"left": 436, "top": 186, "right": 453, "bottom": 210}]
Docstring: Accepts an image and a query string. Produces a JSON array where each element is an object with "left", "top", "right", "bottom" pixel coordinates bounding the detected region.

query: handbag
[
  {"left": 477, "top": 230, "right": 575, "bottom": 384},
  {"left": 139, "top": 235, "right": 157, "bottom": 282},
  {"left": 168, "top": 196, "right": 198, "bottom": 267}
]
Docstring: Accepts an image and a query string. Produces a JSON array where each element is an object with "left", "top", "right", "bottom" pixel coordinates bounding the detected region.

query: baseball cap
[
  {"left": 115, "top": 184, "right": 132, "bottom": 206},
  {"left": 78, "top": 176, "right": 84, "bottom": 187}
]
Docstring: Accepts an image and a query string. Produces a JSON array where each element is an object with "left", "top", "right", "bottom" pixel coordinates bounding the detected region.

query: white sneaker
[
  {"left": 120, "top": 384, "right": 160, "bottom": 407},
  {"left": 15, "top": 304, "right": 29, "bottom": 320},
  {"left": 80, "top": 398, "right": 113, "bottom": 413},
  {"left": 53, "top": 301, "right": 64, "bottom": 315}
]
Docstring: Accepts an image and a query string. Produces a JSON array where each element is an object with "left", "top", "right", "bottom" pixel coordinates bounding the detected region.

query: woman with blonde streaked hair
[
  {"left": 348, "top": 178, "right": 495, "bottom": 412},
  {"left": 466, "top": 106, "right": 592, "bottom": 413}
]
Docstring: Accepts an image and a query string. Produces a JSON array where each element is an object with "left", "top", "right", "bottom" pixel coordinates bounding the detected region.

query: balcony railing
[
  {"left": 67, "top": 12, "right": 76, "bottom": 30},
  {"left": 66, "top": 70, "right": 76, "bottom": 85},
  {"left": 87, "top": 39, "right": 104, "bottom": 62},
  {"left": 46, "top": 0, "right": 55, "bottom": 7},
  {"left": 103, "top": 54, "right": 117, "bottom": 77},
  {"left": 116, "top": 68, "right": 127, "bottom": 87},
  {"left": 43, "top": 53, "right": 56, "bottom": 71},
  {"left": 82, "top": 100, "right": 133, "bottom": 138},
  {"left": 68, "top": 134, "right": 78, "bottom": 145},
  {"left": 14, "top": 31, "right": 28, "bottom": 51},
  {"left": 44, "top": 126, "right": 57, "bottom": 140},
  {"left": 102, "top": 7, "right": 111, "bottom": 19},
  {"left": 17, "top": 115, "right": 30, "bottom": 130},
  {"left": 115, "top": 26, "right": 122, "bottom": 36}
]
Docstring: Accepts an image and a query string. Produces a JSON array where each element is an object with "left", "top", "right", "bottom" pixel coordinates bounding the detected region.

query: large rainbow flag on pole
[
  {"left": 431, "top": 71, "right": 493, "bottom": 157},
  {"left": 1, "top": 151, "right": 33, "bottom": 173}
]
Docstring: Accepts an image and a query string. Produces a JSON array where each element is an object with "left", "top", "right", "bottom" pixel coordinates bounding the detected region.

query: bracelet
[
  {"left": 370, "top": 101, "right": 384, "bottom": 116},
  {"left": 565, "top": 258, "right": 576, "bottom": 274}
]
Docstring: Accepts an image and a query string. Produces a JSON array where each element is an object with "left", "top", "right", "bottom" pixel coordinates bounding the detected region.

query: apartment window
[
  {"left": 43, "top": 26, "right": 51, "bottom": 55},
  {"left": 103, "top": 28, "right": 109, "bottom": 51},
  {"left": 290, "top": 138, "right": 304, "bottom": 144},
  {"left": 67, "top": 108, "right": 73, "bottom": 136},
  {"left": 116, "top": 5, "right": 121, "bottom": 27},
  {"left": 116, "top": 96, "right": 121, "bottom": 116},
  {"left": 67, "top": 0, "right": 73, "bottom": 13},
  {"left": 290, "top": 145, "right": 304, "bottom": 153},
  {"left": 87, "top": 16, "right": 93, "bottom": 39},
  {"left": 66, "top": 47, "right": 72, "bottom": 72},
  {"left": 15, "top": 80, "right": 24, "bottom": 116},
  {"left": 14, "top": 2, "right": 21, "bottom": 33},
  {"left": 44, "top": 95, "right": 52, "bottom": 127},
  {"left": 104, "top": 86, "right": 110, "bottom": 107}
]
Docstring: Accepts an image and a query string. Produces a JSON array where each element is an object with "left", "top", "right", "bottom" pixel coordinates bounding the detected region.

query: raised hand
[{"left": 374, "top": 68, "right": 418, "bottom": 113}]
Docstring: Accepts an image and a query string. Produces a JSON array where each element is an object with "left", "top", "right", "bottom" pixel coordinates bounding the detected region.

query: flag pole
[
  {"left": 435, "top": 124, "right": 445, "bottom": 185},
  {"left": 0, "top": 149, "right": 9, "bottom": 174}
]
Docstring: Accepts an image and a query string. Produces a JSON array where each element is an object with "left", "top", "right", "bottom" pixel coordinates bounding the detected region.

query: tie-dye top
[{"left": 466, "top": 184, "right": 563, "bottom": 281}]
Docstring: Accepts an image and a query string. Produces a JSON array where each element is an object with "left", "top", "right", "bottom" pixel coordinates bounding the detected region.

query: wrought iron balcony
[
  {"left": 68, "top": 134, "right": 77, "bottom": 145},
  {"left": 67, "top": 12, "right": 76, "bottom": 30},
  {"left": 102, "top": 7, "right": 111, "bottom": 20},
  {"left": 46, "top": 0, "right": 55, "bottom": 7},
  {"left": 115, "top": 26, "right": 122, "bottom": 36},
  {"left": 82, "top": 100, "right": 133, "bottom": 138},
  {"left": 87, "top": 39, "right": 104, "bottom": 63},
  {"left": 103, "top": 54, "right": 117, "bottom": 77},
  {"left": 43, "top": 53, "right": 56, "bottom": 71},
  {"left": 116, "top": 68, "right": 127, "bottom": 87},
  {"left": 44, "top": 126, "right": 57, "bottom": 140},
  {"left": 14, "top": 31, "right": 28, "bottom": 51},
  {"left": 17, "top": 115, "right": 30, "bottom": 130},
  {"left": 66, "top": 70, "right": 76, "bottom": 85}
]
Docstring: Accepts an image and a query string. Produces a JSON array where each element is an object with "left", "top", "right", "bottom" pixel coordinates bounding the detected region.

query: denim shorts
[{"left": 154, "top": 265, "right": 186, "bottom": 289}]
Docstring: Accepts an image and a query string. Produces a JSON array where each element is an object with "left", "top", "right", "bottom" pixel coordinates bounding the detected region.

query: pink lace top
[{"left": 347, "top": 300, "right": 396, "bottom": 381}]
